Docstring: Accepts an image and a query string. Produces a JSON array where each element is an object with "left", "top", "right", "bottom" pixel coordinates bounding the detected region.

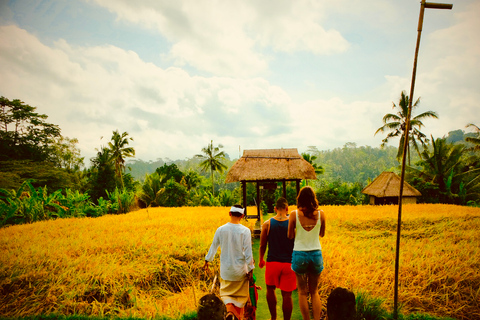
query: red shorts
[{"left": 265, "top": 261, "right": 297, "bottom": 292}]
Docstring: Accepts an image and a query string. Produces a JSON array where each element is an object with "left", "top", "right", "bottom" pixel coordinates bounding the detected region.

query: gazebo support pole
[
  {"left": 242, "top": 180, "right": 247, "bottom": 216},
  {"left": 296, "top": 180, "right": 300, "bottom": 195},
  {"left": 256, "top": 182, "right": 261, "bottom": 220},
  {"left": 282, "top": 180, "right": 287, "bottom": 199}
]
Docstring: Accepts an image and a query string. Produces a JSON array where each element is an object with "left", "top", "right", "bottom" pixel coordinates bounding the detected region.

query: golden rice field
[{"left": 0, "top": 204, "right": 479, "bottom": 320}]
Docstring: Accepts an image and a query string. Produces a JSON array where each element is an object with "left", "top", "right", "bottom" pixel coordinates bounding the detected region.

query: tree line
[{"left": 1, "top": 94, "right": 480, "bottom": 228}]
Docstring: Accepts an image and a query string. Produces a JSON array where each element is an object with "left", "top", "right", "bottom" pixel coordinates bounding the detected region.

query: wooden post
[
  {"left": 242, "top": 180, "right": 247, "bottom": 216},
  {"left": 283, "top": 180, "right": 287, "bottom": 198},
  {"left": 394, "top": 1, "right": 452, "bottom": 318},
  {"left": 296, "top": 180, "right": 300, "bottom": 195},
  {"left": 256, "top": 182, "right": 261, "bottom": 220}
]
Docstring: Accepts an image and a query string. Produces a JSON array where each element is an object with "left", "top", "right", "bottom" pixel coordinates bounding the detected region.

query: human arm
[
  {"left": 258, "top": 219, "right": 270, "bottom": 268},
  {"left": 319, "top": 210, "right": 326, "bottom": 238},
  {"left": 204, "top": 230, "right": 220, "bottom": 267},
  {"left": 287, "top": 211, "right": 296, "bottom": 239}
]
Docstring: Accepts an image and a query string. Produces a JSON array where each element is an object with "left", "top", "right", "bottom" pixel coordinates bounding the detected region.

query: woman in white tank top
[{"left": 288, "top": 186, "right": 326, "bottom": 320}]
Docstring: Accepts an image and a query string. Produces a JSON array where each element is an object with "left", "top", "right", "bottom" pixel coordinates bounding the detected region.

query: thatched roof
[
  {"left": 362, "top": 171, "right": 422, "bottom": 197},
  {"left": 225, "top": 148, "right": 317, "bottom": 183}
]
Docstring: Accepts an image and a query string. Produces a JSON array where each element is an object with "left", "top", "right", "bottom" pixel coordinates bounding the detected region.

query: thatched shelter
[
  {"left": 225, "top": 148, "right": 317, "bottom": 220},
  {"left": 362, "top": 171, "right": 422, "bottom": 205}
]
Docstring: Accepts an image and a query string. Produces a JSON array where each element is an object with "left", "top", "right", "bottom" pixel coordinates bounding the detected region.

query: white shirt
[
  {"left": 205, "top": 222, "right": 255, "bottom": 281},
  {"left": 293, "top": 210, "right": 322, "bottom": 251}
]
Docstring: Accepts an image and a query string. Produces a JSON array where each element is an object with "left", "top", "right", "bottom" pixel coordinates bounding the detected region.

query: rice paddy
[{"left": 0, "top": 204, "right": 479, "bottom": 319}]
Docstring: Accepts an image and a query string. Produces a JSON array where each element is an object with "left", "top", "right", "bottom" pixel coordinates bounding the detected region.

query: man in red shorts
[{"left": 259, "top": 197, "right": 296, "bottom": 320}]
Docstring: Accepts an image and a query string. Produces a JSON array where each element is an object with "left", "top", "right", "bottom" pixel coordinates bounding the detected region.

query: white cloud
[
  {"left": 90, "top": 0, "right": 349, "bottom": 77},
  {"left": 0, "top": 25, "right": 294, "bottom": 161},
  {"left": 0, "top": 0, "right": 478, "bottom": 163}
]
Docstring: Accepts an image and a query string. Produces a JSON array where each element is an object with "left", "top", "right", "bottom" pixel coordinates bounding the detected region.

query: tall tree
[
  {"left": 50, "top": 136, "right": 84, "bottom": 172},
  {"left": 0, "top": 97, "right": 61, "bottom": 161},
  {"left": 89, "top": 147, "right": 116, "bottom": 202},
  {"left": 108, "top": 130, "right": 135, "bottom": 189},
  {"left": 196, "top": 140, "right": 227, "bottom": 196},
  {"left": 375, "top": 91, "right": 438, "bottom": 164}
]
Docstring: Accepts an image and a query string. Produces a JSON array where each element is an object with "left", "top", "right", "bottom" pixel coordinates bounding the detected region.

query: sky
[{"left": 0, "top": 0, "right": 479, "bottom": 163}]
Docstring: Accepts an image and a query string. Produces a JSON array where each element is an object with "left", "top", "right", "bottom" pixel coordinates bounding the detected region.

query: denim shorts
[{"left": 291, "top": 250, "right": 324, "bottom": 275}]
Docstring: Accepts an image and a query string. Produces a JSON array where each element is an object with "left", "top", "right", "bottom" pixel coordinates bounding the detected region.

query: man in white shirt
[{"left": 204, "top": 205, "right": 255, "bottom": 320}]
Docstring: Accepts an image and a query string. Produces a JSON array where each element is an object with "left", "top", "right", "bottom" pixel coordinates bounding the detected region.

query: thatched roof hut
[
  {"left": 362, "top": 171, "right": 422, "bottom": 205},
  {"left": 225, "top": 148, "right": 317, "bottom": 183},
  {"left": 226, "top": 148, "right": 317, "bottom": 222}
]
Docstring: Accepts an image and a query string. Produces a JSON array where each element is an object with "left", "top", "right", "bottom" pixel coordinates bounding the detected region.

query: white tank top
[{"left": 293, "top": 210, "right": 322, "bottom": 251}]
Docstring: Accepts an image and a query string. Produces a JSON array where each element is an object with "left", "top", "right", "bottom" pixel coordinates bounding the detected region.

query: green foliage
[
  {"left": 0, "top": 180, "right": 132, "bottom": 227},
  {"left": 182, "top": 170, "right": 201, "bottom": 191},
  {"left": 199, "top": 190, "right": 220, "bottom": 206},
  {"left": 196, "top": 140, "right": 228, "bottom": 196},
  {"left": 87, "top": 147, "right": 116, "bottom": 203},
  {"left": 302, "top": 152, "right": 324, "bottom": 175},
  {"left": 407, "top": 136, "right": 480, "bottom": 204},
  {"left": 353, "top": 291, "right": 456, "bottom": 320},
  {"left": 375, "top": 91, "right": 438, "bottom": 162},
  {"left": 106, "top": 187, "right": 135, "bottom": 214},
  {"left": 316, "top": 180, "right": 366, "bottom": 205},
  {"left": 0, "top": 160, "right": 79, "bottom": 191},
  {"left": 216, "top": 189, "right": 238, "bottom": 206},
  {"left": 354, "top": 291, "right": 388, "bottom": 320},
  {"left": 49, "top": 136, "right": 84, "bottom": 172},
  {"left": 260, "top": 200, "right": 268, "bottom": 215},
  {"left": 0, "top": 96, "right": 61, "bottom": 162},
  {"left": 159, "top": 179, "right": 188, "bottom": 207},
  {"left": 312, "top": 144, "right": 400, "bottom": 186},
  {"left": 137, "top": 172, "right": 166, "bottom": 207},
  {"left": 108, "top": 130, "right": 135, "bottom": 189},
  {"left": 156, "top": 163, "right": 184, "bottom": 183}
]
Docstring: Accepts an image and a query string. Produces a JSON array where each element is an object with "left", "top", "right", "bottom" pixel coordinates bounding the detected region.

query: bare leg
[
  {"left": 266, "top": 285, "right": 277, "bottom": 320},
  {"left": 307, "top": 273, "right": 322, "bottom": 320},
  {"left": 281, "top": 290, "right": 293, "bottom": 320},
  {"left": 295, "top": 273, "right": 310, "bottom": 320}
]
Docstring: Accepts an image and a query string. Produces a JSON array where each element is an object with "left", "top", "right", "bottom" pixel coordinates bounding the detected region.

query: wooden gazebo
[
  {"left": 225, "top": 148, "right": 317, "bottom": 221},
  {"left": 362, "top": 171, "right": 422, "bottom": 205}
]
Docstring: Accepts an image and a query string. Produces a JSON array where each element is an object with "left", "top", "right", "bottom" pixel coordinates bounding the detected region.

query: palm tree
[
  {"left": 196, "top": 140, "right": 227, "bottom": 196},
  {"left": 466, "top": 123, "right": 480, "bottom": 152},
  {"left": 409, "top": 136, "right": 468, "bottom": 203},
  {"left": 90, "top": 146, "right": 116, "bottom": 201},
  {"left": 301, "top": 152, "right": 324, "bottom": 186},
  {"left": 138, "top": 172, "right": 167, "bottom": 207},
  {"left": 375, "top": 91, "right": 438, "bottom": 164},
  {"left": 108, "top": 130, "right": 135, "bottom": 189}
]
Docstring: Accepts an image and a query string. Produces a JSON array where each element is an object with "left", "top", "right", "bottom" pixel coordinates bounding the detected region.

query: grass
[{"left": 251, "top": 213, "right": 302, "bottom": 320}]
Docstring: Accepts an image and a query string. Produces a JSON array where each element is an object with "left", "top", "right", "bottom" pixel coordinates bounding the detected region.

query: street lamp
[{"left": 394, "top": 1, "right": 452, "bottom": 319}]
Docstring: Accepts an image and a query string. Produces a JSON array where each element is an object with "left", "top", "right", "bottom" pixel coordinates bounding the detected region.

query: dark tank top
[{"left": 267, "top": 218, "right": 295, "bottom": 263}]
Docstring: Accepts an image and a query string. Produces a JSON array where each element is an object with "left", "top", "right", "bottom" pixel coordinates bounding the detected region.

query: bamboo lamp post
[{"left": 394, "top": 1, "right": 452, "bottom": 319}]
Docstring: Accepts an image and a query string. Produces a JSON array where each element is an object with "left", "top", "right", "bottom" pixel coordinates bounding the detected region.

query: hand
[
  {"left": 247, "top": 270, "right": 253, "bottom": 282},
  {"left": 203, "top": 261, "right": 209, "bottom": 273},
  {"left": 259, "top": 258, "right": 265, "bottom": 269}
]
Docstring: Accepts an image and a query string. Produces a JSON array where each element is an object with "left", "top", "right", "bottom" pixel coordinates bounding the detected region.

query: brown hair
[
  {"left": 275, "top": 197, "right": 288, "bottom": 210},
  {"left": 296, "top": 186, "right": 318, "bottom": 219}
]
